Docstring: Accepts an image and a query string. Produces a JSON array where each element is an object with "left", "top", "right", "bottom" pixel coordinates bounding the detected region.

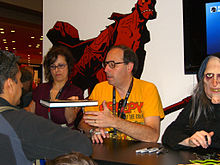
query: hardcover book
[{"left": 40, "top": 99, "right": 98, "bottom": 108}]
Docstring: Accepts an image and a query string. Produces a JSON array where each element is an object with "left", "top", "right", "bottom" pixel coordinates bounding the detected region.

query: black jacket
[
  {"left": 0, "top": 97, "right": 92, "bottom": 163},
  {"left": 162, "top": 101, "right": 220, "bottom": 150}
]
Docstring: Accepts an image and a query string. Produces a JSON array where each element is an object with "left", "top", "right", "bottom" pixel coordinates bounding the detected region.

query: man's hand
[
  {"left": 84, "top": 101, "right": 113, "bottom": 143},
  {"left": 84, "top": 101, "right": 116, "bottom": 128},
  {"left": 90, "top": 128, "right": 110, "bottom": 144},
  {"left": 180, "top": 131, "right": 214, "bottom": 148}
]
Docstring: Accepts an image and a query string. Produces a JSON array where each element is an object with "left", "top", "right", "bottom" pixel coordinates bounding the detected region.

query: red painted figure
[{"left": 47, "top": 0, "right": 157, "bottom": 91}]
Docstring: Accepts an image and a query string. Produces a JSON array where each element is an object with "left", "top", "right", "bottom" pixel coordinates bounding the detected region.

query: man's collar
[{"left": 0, "top": 97, "right": 12, "bottom": 106}]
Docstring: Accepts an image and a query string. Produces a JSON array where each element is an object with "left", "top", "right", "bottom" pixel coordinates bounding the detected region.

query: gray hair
[
  {"left": 0, "top": 50, "right": 20, "bottom": 94},
  {"left": 189, "top": 53, "right": 220, "bottom": 126}
]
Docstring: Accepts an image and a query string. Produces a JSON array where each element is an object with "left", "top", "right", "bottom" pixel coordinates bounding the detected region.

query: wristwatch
[{"left": 89, "top": 128, "right": 94, "bottom": 134}]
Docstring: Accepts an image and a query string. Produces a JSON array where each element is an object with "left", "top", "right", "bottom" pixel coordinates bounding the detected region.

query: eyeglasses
[
  {"left": 205, "top": 73, "right": 220, "bottom": 82},
  {"left": 102, "top": 61, "right": 126, "bottom": 69},
  {"left": 50, "top": 64, "right": 67, "bottom": 70}
]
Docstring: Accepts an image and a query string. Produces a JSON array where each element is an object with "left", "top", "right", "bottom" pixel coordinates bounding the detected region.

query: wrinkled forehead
[
  {"left": 106, "top": 48, "right": 124, "bottom": 61},
  {"left": 204, "top": 57, "right": 220, "bottom": 74}
]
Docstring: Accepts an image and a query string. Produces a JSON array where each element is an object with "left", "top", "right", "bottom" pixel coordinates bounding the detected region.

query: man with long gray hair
[{"left": 162, "top": 53, "right": 220, "bottom": 149}]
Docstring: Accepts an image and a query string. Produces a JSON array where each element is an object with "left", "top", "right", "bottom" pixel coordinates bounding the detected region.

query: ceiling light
[
  {"left": 11, "top": 30, "right": 15, "bottom": 33},
  {"left": 31, "top": 36, "right": 35, "bottom": 39},
  {"left": 28, "top": 45, "right": 32, "bottom": 47},
  {"left": 0, "top": 28, "right": 4, "bottom": 31},
  {"left": 13, "top": 48, "right": 16, "bottom": 50},
  {"left": 36, "top": 44, "right": 40, "bottom": 48},
  {"left": 12, "top": 41, "right": 16, "bottom": 43},
  {"left": 3, "top": 39, "right": 6, "bottom": 41},
  {"left": 28, "top": 54, "right": 30, "bottom": 56},
  {"left": 0, "top": 31, "right": 5, "bottom": 34},
  {"left": 5, "top": 47, "right": 8, "bottom": 49},
  {"left": 3, "top": 42, "right": 7, "bottom": 44},
  {"left": 40, "top": 38, "right": 43, "bottom": 41}
]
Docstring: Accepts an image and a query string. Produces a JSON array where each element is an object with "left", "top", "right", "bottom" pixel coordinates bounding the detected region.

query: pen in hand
[{"left": 205, "top": 135, "right": 209, "bottom": 146}]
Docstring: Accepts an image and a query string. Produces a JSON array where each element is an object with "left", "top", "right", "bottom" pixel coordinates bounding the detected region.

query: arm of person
[
  {"left": 78, "top": 118, "right": 94, "bottom": 134},
  {"left": 23, "top": 100, "right": 36, "bottom": 113},
  {"left": 64, "top": 96, "right": 81, "bottom": 125},
  {"left": 162, "top": 113, "right": 189, "bottom": 148},
  {"left": 162, "top": 102, "right": 202, "bottom": 149},
  {"left": 77, "top": 118, "right": 108, "bottom": 144},
  {"left": 84, "top": 101, "right": 160, "bottom": 143},
  {"left": 115, "top": 116, "right": 160, "bottom": 142},
  {"left": 11, "top": 110, "right": 93, "bottom": 160}
]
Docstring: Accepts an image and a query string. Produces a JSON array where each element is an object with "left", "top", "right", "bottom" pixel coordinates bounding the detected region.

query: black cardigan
[{"left": 162, "top": 101, "right": 220, "bottom": 150}]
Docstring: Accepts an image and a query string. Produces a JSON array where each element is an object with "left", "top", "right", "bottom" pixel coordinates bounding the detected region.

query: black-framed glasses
[
  {"left": 205, "top": 73, "right": 220, "bottom": 82},
  {"left": 102, "top": 61, "right": 126, "bottom": 69},
  {"left": 50, "top": 64, "right": 67, "bottom": 70}
]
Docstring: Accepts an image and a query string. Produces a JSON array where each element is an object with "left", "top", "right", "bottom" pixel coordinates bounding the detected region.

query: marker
[
  {"left": 147, "top": 147, "right": 159, "bottom": 153},
  {"left": 156, "top": 148, "right": 164, "bottom": 155},
  {"left": 136, "top": 148, "right": 149, "bottom": 153}
]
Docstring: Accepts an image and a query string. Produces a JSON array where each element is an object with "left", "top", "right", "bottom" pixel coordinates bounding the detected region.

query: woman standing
[{"left": 26, "top": 45, "right": 83, "bottom": 129}]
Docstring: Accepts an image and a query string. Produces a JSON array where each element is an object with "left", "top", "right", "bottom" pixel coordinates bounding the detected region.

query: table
[{"left": 92, "top": 139, "right": 198, "bottom": 165}]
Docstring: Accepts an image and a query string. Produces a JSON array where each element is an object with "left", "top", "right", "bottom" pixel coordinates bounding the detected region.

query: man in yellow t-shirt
[{"left": 81, "top": 45, "right": 164, "bottom": 143}]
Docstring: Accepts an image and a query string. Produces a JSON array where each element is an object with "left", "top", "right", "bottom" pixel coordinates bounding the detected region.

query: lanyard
[
  {"left": 112, "top": 78, "right": 133, "bottom": 134},
  {"left": 48, "top": 80, "right": 70, "bottom": 120}
]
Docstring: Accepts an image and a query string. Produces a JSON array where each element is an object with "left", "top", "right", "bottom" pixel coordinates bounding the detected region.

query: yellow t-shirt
[{"left": 85, "top": 78, "right": 164, "bottom": 140}]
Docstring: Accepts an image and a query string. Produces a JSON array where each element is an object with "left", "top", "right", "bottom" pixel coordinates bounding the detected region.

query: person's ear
[
  {"left": 4, "top": 78, "right": 15, "bottom": 94},
  {"left": 127, "top": 62, "right": 134, "bottom": 73}
]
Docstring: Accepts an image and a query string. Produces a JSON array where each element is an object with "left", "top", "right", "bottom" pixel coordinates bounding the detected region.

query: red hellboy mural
[{"left": 47, "top": 0, "right": 157, "bottom": 91}]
